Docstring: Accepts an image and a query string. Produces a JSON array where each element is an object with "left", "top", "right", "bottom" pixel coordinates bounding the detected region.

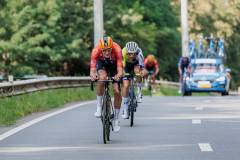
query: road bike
[{"left": 91, "top": 78, "right": 114, "bottom": 144}]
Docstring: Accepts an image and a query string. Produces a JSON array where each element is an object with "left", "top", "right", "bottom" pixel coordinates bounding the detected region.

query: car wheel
[{"left": 221, "top": 91, "right": 229, "bottom": 96}]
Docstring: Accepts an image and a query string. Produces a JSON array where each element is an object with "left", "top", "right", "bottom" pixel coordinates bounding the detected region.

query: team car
[{"left": 183, "top": 58, "right": 230, "bottom": 96}]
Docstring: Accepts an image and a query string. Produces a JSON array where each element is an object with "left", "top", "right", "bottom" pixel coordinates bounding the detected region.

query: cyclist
[
  {"left": 90, "top": 36, "right": 123, "bottom": 132},
  {"left": 121, "top": 41, "right": 144, "bottom": 119},
  {"left": 144, "top": 54, "right": 159, "bottom": 92},
  {"left": 178, "top": 56, "right": 191, "bottom": 94}
]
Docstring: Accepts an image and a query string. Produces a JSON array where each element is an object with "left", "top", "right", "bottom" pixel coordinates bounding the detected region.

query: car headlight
[{"left": 216, "top": 76, "right": 225, "bottom": 82}]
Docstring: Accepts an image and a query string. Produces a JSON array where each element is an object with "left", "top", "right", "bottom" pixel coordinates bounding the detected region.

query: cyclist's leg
[
  {"left": 121, "top": 79, "right": 130, "bottom": 119},
  {"left": 178, "top": 67, "right": 183, "bottom": 93},
  {"left": 143, "top": 68, "right": 149, "bottom": 87},
  {"left": 112, "top": 82, "right": 121, "bottom": 132},
  {"left": 110, "top": 62, "right": 121, "bottom": 132},
  {"left": 95, "top": 60, "right": 107, "bottom": 117},
  {"left": 121, "top": 62, "right": 133, "bottom": 119},
  {"left": 151, "top": 71, "right": 157, "bottom": 93},
  {"left": 134, "top": 65, "right": 143, "bottom": 102}
]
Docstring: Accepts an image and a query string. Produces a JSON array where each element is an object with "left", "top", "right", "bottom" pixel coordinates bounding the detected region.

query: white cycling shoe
[
  {"left": 113, "top": 119, "right": 120, "bottom": 133},
  {"left": 94, "top": 107, "right": 101, "bottom": 118},
  {"left": 178, "top": 89, "right": 182, "bottom": 94},
  {"left": 137, "top": 94, "right": 143, "bottom": 103},
  {"left": 122, "top": 109, "right": 129, "bottom": 119}
]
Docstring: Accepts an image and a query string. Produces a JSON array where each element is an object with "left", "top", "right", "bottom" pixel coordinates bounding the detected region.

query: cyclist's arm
[
  {"left": 154, "top": 60, "right": 159, "bottom": 75},
  {"left": 177, "top": 58, "right": 182, "bottom": 75},
  {"left": 90, "top": 48, "right": 99, "bottom": 80},
  {"left": 137, "top": 48, "right": 145, "bottom": 69},
  {"left": 122, "top": 47, "right": 127, "bottom": 68},
  {"left": 144, "top": 58, "right": 148, "bottom": 68},
  {"left": 114, "top": 43, "right": 123, "bottom": 79}
]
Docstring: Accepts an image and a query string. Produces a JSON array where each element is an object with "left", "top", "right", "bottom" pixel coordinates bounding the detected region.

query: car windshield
[{"left": 193, "top": 63, "right": 219, "bottom": 73}]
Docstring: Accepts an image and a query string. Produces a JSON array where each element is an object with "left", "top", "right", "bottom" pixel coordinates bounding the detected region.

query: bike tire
[
  {"left": 102, "top": 96, "right": 110, "bottom": 144},
  {"left": 148, "top": 84, "right": 152, "bottom": 96},
  {"left": 129, "top": 87, "right": 135, "bottom": 127},
  {"left": 106, "top": 98, "right": 111, "bottom": 141},
  {"left": 130, "top": 107, "right": 134, "bottom": 127}
]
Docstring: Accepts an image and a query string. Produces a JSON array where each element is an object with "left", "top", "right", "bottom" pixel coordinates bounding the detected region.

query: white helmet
[{"left": 126, "top": 41, "right": 138, "bottom": 54}]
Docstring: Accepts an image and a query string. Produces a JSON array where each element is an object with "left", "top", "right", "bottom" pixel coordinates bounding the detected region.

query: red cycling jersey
[
  {"left": 144, "top": 58, "right": 158, "bottom": 70},
  {"left": 90, "top": 42, "right": 123, "bottom": 70}
]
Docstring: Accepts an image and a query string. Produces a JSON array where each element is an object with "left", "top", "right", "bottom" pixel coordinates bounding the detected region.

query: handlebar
[{"left": 90, "top": 78, "right": 118, "bottom": 91}]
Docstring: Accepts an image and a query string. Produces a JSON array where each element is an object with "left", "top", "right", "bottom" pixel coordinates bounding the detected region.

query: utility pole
[
  {"left": 94, "top": 0, "right": 104, "bottom": 47},
  {"left": 181, "top": 0, "right": 189, "bottom": 57}
]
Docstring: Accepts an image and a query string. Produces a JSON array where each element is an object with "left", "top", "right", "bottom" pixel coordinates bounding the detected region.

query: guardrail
[
  {"left": 0, "top": 77, "right": 90, "bottom": 97},
  {"left": 1, "top": 77, "right": 238, "bottom": 97},
  {"left": 0, "top": 77, "right": 181, "bottom": 97}
]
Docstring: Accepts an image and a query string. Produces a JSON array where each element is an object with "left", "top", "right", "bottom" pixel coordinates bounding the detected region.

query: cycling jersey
[
  {"left": 144, "top": 58, "right": 158, "bottom": 71},
  {"left": 90, "top": 42, "right": 123, "bottom": 70},
  {"left": 178, "top": 57, "right": 190, "bottom": 69},
  {"left": 178, "top": 57, "right": 190, "bottom": 76},
  {"left": 122, "top": 47, "right": 144, "bottom": 68}
]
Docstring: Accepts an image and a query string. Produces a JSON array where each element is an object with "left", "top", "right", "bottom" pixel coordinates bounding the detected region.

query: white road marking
[
  {"left": 203, "top": 100, "right": 211, "bottom": 103},
  {"left": 192, "top": 119, "right": 201, "bottom": 124},
  {"left": 0, "top": 144, "right": 195, "bottom": 153},
  {"left": 195, "top": 107, "right": 203, "bottom": 111},
  {"left": 138, "top": 115, "right": 240, "bottom": 120},
  {"left": 0, "top": 101, "right": 95, "bottom": 141},
  {"left": 198, "top": 143, "right": 213, "bottom": 152}
]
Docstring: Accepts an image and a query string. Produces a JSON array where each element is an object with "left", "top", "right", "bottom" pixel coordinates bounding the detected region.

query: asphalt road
[{"left": 0, "top": 96, "right": 240, "bottom": 160}]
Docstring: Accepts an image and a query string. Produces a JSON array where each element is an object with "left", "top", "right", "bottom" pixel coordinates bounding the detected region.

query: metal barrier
[
  {"left": 0, "top": 77, "right": 181, "bottom": 97},
  {"left": 0, "top": 77, "right": 90, "bottom": 97},
  {"left": 2, "top": 76, "right": 237, "bottom": 97}
]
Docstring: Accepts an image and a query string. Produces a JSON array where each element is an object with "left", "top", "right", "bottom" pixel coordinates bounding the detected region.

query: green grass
[
  {"left": 0, "top": 85, "right": 212, "bottom": 126},
  {"left": 159, "top": 86, "right": 179, "bottom": 96},
  {"left": 143, "top": 85, "right": 211, "bottom": 96},
  {"left": 0, "top": 87, "right": 96, "bottom": 126}
]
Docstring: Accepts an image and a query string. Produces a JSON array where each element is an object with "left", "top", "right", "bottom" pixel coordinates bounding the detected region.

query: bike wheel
[
  {"left": 106, "top": 99, "right": 111, "bottom": 141},
  {"left": 149, "top": 84, "right": 152, "bottom": 96},
  {"left": 129, "top": 93, "right": 135, "bottom": 127},
  {"left": 130, "top": 107, "right": 134, "bottom": 127},
  {"left": 181, "top": 81, "right": 186, "bottom": 97},
  {"left": 102, "top": 97, "right": 110, "bottom": 144}
]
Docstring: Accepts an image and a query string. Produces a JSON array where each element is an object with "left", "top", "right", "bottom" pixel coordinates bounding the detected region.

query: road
[{"left": 0, "top": 96, "right": 240, "bottom": 160}]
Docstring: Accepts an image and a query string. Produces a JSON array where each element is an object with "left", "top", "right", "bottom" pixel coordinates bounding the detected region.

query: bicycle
[
  {"left": 146, "top": 71, "right": 154, "bottom": 96},
  {"left": 181, "top": 68, "right": 192, "bottom": 96},
  {"left": 91, "top": 78, "right": 114, "bottom": 144},
  {"left": 125, "top": 73, "right": 139, "bottom": 127}
]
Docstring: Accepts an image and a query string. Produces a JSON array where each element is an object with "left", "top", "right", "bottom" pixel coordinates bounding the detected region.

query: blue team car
[{"left": 184, "top": 58, "right": 230, "bottom": 96}]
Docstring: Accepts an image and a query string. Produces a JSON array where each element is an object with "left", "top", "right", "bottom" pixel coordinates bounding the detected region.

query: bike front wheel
[{"left": 102, "top": 97, "right": 111, "bottom": 144}]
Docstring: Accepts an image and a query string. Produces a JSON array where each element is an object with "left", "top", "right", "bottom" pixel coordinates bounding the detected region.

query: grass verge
[
  {"left": 0, "top": 87, "right": 95, "bottom": 126},
  {"left": 143, "top": 85, "right": 211, "bottom": 96}
]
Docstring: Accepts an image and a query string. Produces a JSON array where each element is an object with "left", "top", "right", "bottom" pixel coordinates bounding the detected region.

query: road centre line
[
  {"left": 0, "top": 101, "right": 95, "bottom": 142},
  {"left": 195, "top": 107, "right": 203, "bottom": 110},
  {"left": 198, "top": 143, "right": 213, "bottom": 152},
  {"left": 192, "top": 119, "right": 201, "bottom": 124},
  {"left": 138, "top": 115, "right": 240, "bottom": 120}
]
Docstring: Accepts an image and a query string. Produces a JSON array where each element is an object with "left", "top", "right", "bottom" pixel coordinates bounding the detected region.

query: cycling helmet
[
  {"left": 99, "top": 36, "right": 113, "bottom": 49},
  {"left": 126, "top": 41, "right": 138, "bottom": 54},
  {"left": 182, "top": 56, "right": 190, "bottom": 65},
  {"left": 147, "top": 54, "right": 155, "bottom": 62}
]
